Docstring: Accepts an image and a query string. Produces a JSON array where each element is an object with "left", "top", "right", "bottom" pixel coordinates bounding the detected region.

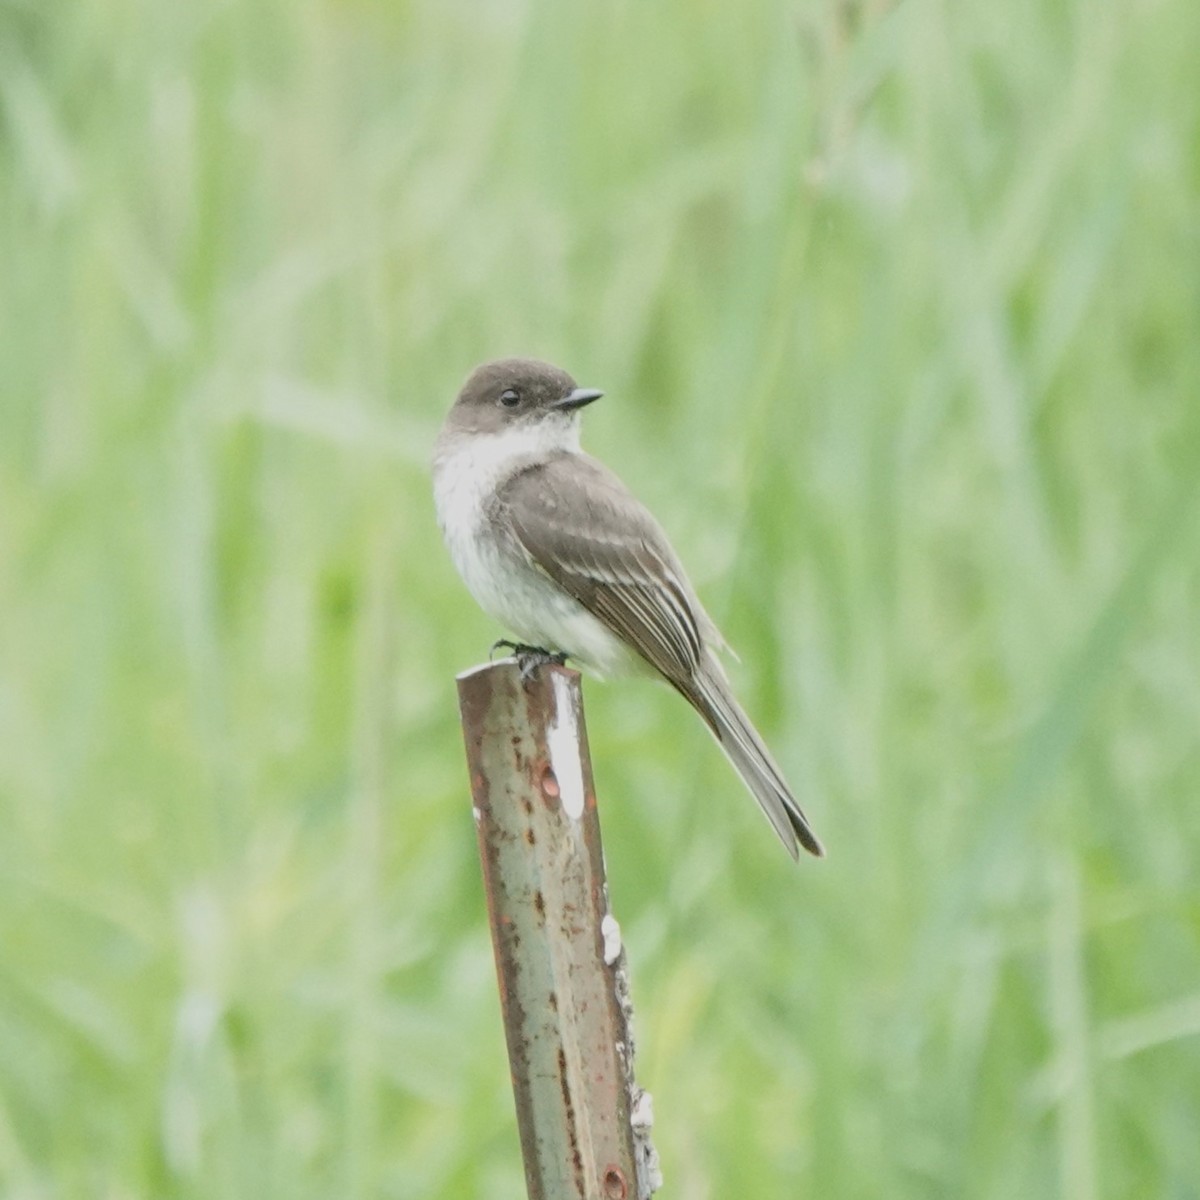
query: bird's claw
[
  {"left": 517, "top": 648, "right": 567, "bottom": 681},
  {"left": 489, "top": 639, "right": 567, "bottom": 680}
]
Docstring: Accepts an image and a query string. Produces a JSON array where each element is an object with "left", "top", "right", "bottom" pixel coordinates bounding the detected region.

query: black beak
[{"left": 552, "top": 387, "right": 604, "bottom": 412}]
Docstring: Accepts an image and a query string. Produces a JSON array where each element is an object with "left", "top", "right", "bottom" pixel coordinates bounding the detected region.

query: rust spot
[
  {"left": 484, "top": 831, "right": 504, "bottom": 868},
  {"left": 548, "top": 990, "right": 558, "bottom": 1012},
  {"left": 525, "top": 828, "right": 536, "bottom": 846},
  {"left": 558, "top": 1047, "right": 583, "bottom": 1181},
  {"left": 533, "top": 890, "right": 546, "bottom": 921},
  {"left": 603, "top": 1166, "right": 628, "bottom": 1198}
]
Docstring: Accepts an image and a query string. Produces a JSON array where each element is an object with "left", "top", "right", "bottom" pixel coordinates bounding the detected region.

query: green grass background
[{"left": 2, "top": 0, "right": 1199, "bottom": 1196}]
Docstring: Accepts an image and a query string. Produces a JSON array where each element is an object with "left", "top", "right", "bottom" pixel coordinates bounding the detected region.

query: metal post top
[{"left": 456, "top": 657, "right": 582, "bottom": 685}]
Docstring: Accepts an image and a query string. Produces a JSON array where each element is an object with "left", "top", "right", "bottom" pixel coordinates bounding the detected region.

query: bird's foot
[{"left": 489, "top": 639, "right": 568, "bottom": 681}]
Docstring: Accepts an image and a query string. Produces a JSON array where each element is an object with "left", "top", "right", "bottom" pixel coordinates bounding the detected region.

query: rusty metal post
[{"left": 456, "top": 659, "right": 661, "bottom": 1200}]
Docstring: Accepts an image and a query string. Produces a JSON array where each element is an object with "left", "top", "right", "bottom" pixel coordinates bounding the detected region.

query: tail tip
[{"left": 793, "top": 821, "right": 826, "bottom": 860}]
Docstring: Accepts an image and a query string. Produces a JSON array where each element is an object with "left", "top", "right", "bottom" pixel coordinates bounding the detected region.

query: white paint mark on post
[
  {"left": 548, "top": 671, "right": 586, "bottom": 819},
  {"left": 601, "top": 913, "right": 622, "bottom": 965},
  {"left": 631, "top": 1088, "right": 663, "bottom": 1193}
]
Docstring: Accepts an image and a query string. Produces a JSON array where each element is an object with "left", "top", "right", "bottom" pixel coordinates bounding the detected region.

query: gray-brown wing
[{"left": 495, "top": 453, "right": 705, "bottom": 687}]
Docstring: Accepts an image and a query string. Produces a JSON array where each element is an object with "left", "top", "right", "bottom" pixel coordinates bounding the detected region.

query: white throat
[
  {"left": 435, "top": 414, "right": 576, "bottom": 510},
  {"left": 433, "top": 416, "right": 579, "bottom": 543}
]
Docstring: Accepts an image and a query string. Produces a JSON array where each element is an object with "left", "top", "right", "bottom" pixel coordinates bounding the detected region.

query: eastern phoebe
[{"left": 433, "top": 357, "right": 823, "bottom": 860}]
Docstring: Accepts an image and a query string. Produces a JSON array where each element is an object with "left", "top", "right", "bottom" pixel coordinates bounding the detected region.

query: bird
[{"left": 432, "top": 357, "right": 823, "bottom": 860}]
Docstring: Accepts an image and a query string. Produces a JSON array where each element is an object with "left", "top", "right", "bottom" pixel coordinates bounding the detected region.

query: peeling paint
[
  {"left": 601, "top": 913, "right": 622, "bottom": 966},
  {"left": 548, "top": 671, "right": 586, "bottom": 819}
]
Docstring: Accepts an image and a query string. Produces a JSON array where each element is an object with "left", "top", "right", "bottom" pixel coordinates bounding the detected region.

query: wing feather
[{"left": 496, "top": 453, "right": 707, "bottom": 686}]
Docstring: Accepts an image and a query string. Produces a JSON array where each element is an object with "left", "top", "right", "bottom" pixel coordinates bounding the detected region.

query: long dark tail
[{"left": 683, "top": 657, "right": 824, "bottom": 860}]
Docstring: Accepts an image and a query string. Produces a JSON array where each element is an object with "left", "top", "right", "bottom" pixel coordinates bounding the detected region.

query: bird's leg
[{"left": 488, "top": 639, "right": 568, "bottom": 679}]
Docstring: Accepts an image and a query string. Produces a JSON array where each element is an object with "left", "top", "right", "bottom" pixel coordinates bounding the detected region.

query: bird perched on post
[{"left": 432, "top": 357, "right": 823, "bottom": 860}]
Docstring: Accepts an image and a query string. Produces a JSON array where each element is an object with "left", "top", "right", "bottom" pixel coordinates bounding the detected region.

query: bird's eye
[{"left": 499, "top": 388, "right": 520, "bottom": 408}]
